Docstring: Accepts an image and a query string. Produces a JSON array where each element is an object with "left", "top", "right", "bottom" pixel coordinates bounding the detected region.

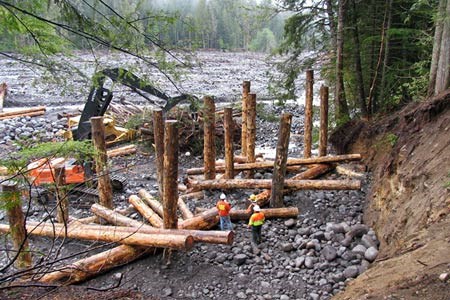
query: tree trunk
[
  {"left": 163, "top": 120, "right": 179, "bottom": 229},
  {"left": 203, "top": 96, "right": 216, "bottom": 180},
  {"left": 379, "top": 0, "right": 393, "bottom": 105},
  {"left": 2, "top": 181, "right": 32, "bottom": 269},
  {"left": 319, "top": 86, "right": 329, "bottom": 157},
  {"left": 350, "top": 0, "right": 368, "bottom": 119},
  {"left": 188, "top": 178, "right": 360, "bottom": 192},
  {"left": 246, "top": 93, "right": 257, "bottom": 167},
  {"left": 129, "top": 195, "right": 163, "bottom": 228},
  {"left": 0, "top": 223, "right": 194, "bottom": 250},
  {"left": 91, "top": 116, "right": 113, "bottom": 209},
  {"left": 55, "top": 165, "right": 69, "bottom": 225},
  {"left": 138, "top": 189, "right": 164, "bottom": 217},
  {"left": 335, "top": 0, "right": 349, "bottom": 123},
  {"left": 106, "top": 144, "right": 136, "bottom": 158},
  {"left": 178, "top": 207, "right": 219, "bottom": 230},
  {"left": 223, "top": 107, "right": 234, "bottom": 179},
  {"left": 304, "top": 70, "right": 313, "bottom": 158},
  {"left": 186, "top": 154, "right": 361, "bottom": 175},
  {"left": 270, "top": 113, "right": 292, "bottom": 208},
  {"left": 91, "top": 203, "right": 149, "bottom": 228},
  {"left": 178, "top": 197, "right": 194, "bottom": 219},
  {"left": 153, "top": 109, "right": 165, "bottom": 200},
  {"left": 229, "top": 207, "right": 299, "bottom": 220},
  {"left": 241, "top": 81, "right": 251, "bottom": 156}
]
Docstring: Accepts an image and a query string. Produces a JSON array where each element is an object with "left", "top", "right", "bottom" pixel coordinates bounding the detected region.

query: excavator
[
  {"left": 71, "top": 67, "right": 198, "bottom": 141},
  {"left": 29, "top": 68, "right": 198, "bottom": 199}
]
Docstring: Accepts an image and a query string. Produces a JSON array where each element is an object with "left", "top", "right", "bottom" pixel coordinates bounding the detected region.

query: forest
[{"left": 0, "top": 0, "right": 449, "bottom": 124}]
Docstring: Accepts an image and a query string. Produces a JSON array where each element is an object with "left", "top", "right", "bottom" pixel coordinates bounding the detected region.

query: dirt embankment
[{"left": 330, "top": 91, "right": 450, "bottom": 299}]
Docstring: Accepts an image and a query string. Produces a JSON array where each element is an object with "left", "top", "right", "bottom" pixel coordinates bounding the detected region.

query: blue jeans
[
  {"left": 251, "top": 225, "right": 262, "bottom": 244},
  {"left": 219, "top": 216, "right": 233, "bottom": 231}
]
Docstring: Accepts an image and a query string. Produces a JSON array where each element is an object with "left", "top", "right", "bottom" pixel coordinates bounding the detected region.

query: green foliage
[
  {"left": 444, "top": 171, "right": 450, "bottom": 189},
  {"left": 0, "top": 191, "right": 21, "bottom": 211},
  {"left": 0, "top": 140, "right": 95, "bottom": 173},
  {"left": 386, "top": 133, "right": 398, "bottom": 147},
  {"left": 250, "top": 28, "right": 277, "bottom": 53}
]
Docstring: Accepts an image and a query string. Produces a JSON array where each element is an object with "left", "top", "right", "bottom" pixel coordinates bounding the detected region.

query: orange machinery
[{"left": 27, "top": 157, "right": 85, "bottom": 186}]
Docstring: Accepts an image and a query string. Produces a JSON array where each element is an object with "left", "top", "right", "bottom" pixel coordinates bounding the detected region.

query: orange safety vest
[
  {"left": 216, "top": 200, "right": 231, "bottom": 217},
  {"left": 248, "top": 212, "right": 265, "bottom": 226}
]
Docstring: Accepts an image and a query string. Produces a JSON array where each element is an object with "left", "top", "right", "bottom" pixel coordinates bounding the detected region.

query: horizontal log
[
  {"left": 187, "top": 178, "right": 361, "bottom": 192},
  {"left": 39, "top": 245, "right": 152, "bottom": 284},
  {"left": 229, "top": 207, "right": 299, "bottom": 221},
  {"left": 178, "top": 207, "right": 219, "bottom": 230},
  {"left": 186, "top": 154, "right": 361, "bottom": 175},
  {"left": 91, "top": 203, "right": 148, "bottom": 228},
  {"left": 0, "top": 109, "right": 46, "bottom": 120},
  {"left": 179, "top": 191, "right": 204, "bottom": 200},
  {"left": 0, "top": 223, "right": 193, "bottom": 250},
  {"left": 107, "top": 144, "right": 137, "bottom": 158},
  {"left": 26, "top": 221, "right": 233, "bottom": 245},
  {"left": 0, "top": 106, "right": 46, "bottom": 118}
]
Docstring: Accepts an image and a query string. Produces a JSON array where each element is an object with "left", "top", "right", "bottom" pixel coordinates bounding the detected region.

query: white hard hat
[
  {"left": 220, "top": 193, "right": 226, "bottom": 200},
  {"left": 253, "top": 205, "right": 261, "bottom": 212}
]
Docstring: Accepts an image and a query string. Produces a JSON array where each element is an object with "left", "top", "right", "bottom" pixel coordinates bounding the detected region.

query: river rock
[
  {"left": 322, "top": 245, "right": 337, "bottom": 261},
  {"left": 233, "top": 254, "right": 247, "bottom": 265},
  {"left": 364, "top": 247, "right": 378, "bottom": 262},
  {"left": 343, "top": 266, "right": 360, "bottom": 278}
]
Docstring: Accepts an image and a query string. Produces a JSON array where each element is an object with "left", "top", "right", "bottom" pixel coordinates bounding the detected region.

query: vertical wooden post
[
  {"left": 55, "top": 164, "right": 69, "bottom": 225},
  {"left": 153, "top": 109, "right": 165, "bottom": 200},
  {"left": 223, "top": 107, "right": 234, "bottom": 179},
  {"left": 91, "top": 116, "right": 113, "bottom": 209},
  {"left": 245, "top": 93, "right": 257, "bottom": 178},
  {"left": 163, "top": 120, "right": 179, "bottom": 229},
  {"left": 319, "top": 85, "right": 329, "bottom": 157},
  {"left": 203, "top": 96, "right": 216, "bottom": 180},
  {"left": 270, "top": 113, "right": 292, "bottom": 208},
  {"left": 241, "top": 81, "right": 251, "bottom": 156},
  {"left": 2, "top": 181, "right": 32, "bottom": 268},
  {"left": 0, "top": 82, "right": 7, "bottom": 113},
  {"left": 304, "top": 70, "right": 314, "bottom": 158}
]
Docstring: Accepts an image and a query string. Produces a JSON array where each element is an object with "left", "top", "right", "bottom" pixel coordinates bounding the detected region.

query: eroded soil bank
[{"left": 331, "top": 90, "right": 450, "bottom": 300}]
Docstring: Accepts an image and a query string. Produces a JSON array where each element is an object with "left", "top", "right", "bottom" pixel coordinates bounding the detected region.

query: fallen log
[
  {"left": 336, "top": 165, "right": 365, "bottom": 178},
  {"left": 0, "top": 223, "right": 193, "bottom": 250},
  {"left": 129, "top": 195, "right": 163, "bottom": 228},
  {"left": 91, "top": 203, "right": 149, "bottom": 228},
  {"left": 0, "top": 106, "right": 46, "bottom": 120},
  {"left": 39, "top": 245, "right": 153, "bottom": 284},
  {"left": 229, "top": 207, "right": 299, "bottom": 220},
  {"left": 178, "top": 207, "right": 219, "bottom": 230},
  {"left": 178, "top": 197, "right": 194, "bottom": 219},
  {"left": 26, "top": 221, "right": 233, "bottom": 245},
  {"left": 186, "top": 154, "right": 362, "bottom": 175},
  {"left": 179, "top": 191, "right": 204, "bottom": 201},
  {"left": 75, "top": 204, "right": 136, "bottom": 224},
  {"left": 106, "top": 144, "right": 137, "bottom": 158},
  {"left": 187, "top": 178, "right": 361, "bottom": 192},
  {"left": 138, "top": 189, "right": 164, "bottom": 217}
]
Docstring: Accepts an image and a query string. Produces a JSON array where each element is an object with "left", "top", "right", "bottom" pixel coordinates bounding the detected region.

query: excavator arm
[{"left": 74, "top": 68, "right": 197, "bottom": 140}]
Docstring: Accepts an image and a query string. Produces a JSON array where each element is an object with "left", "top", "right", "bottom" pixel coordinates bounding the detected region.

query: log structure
[
  {"left": 153, "top": 109, "right": 165, "bottom": 199},
  {"left": 2, "top": 181, "right": 32, "bottom": 269},
  {"left": 187, "top": 178, "right": 361, "bottom": 192},
  {"left": 91, "top": 203, "right": 147, "bottom": 228},
  {"left": 319, "top": 85, "right": 329, "bottom": 156},
  {"left": 241, "top": 81, "right": 251, "bottom": 156},
  {"left": 138, "top": 189, "right": 164, "bottom": 217},
  {"left": 245, "top": 93, "right": 257, "bottom": 178},
  {"left": 0, "top": 223, "right": 194, "bottom": 250},
  {"left": 178, "top": 207, "right": 219, "bottom": 230},
  {"left": 229, "top": 207, "right": 299, "bottom": 220},
  {"left": 55, "top": 164, "right": 69, "bottom": 225},
  {"left": 203, "top": 96, "right": 216, "bottom": 180},
  {"left": 0, "top": 106, "right": 46, "bottom": 120},
  {"left": 271, "top": 113, "right": 292, "bottom": 208},
  {"left": 106, "top": 144, "right": 137, "bottom": 158},
  {"left": 186, "top": 154, "right": 361, "bottom": 175},
  {"left": 304, "top": 69, "right": 314, "bottom": 158},
  {"left": 129, "top": 195, "right": 163, "bottom": 228},
  {"left": 163, "top": 120, "right": 179, "bottom": 229},
  {"left": 0, "top": 82, "right": 6, "bottom": 112},
  {"left": 91, "top": 116, "right": 113, "bottom": 209},
  {"left": 39, "top": 245, "right": 152, "bottom": 284},
  {"left": 178, "top": 197, "right": 194, "bottom": 219},
  {"left": 223, "top": 107, "right": 234, "bottom": 179}
]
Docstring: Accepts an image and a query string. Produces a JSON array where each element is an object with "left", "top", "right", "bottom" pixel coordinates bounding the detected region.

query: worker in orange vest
[
  {"left": 248, "top": 205, "right": 265, "bottom": 245},
  {"left": 216, "top": 193, "right": 233, "bottom": 230}
]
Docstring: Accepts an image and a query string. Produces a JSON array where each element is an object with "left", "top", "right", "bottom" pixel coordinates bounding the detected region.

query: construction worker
[
  {"left": 246, "top": 194, "right": 258, "bottom": 214},
  {"left": 216, "top": 193, "right": 233, "bottom": 230},
  {"left": 248, "top": 205, "right": 265, "bottom": 245}
]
